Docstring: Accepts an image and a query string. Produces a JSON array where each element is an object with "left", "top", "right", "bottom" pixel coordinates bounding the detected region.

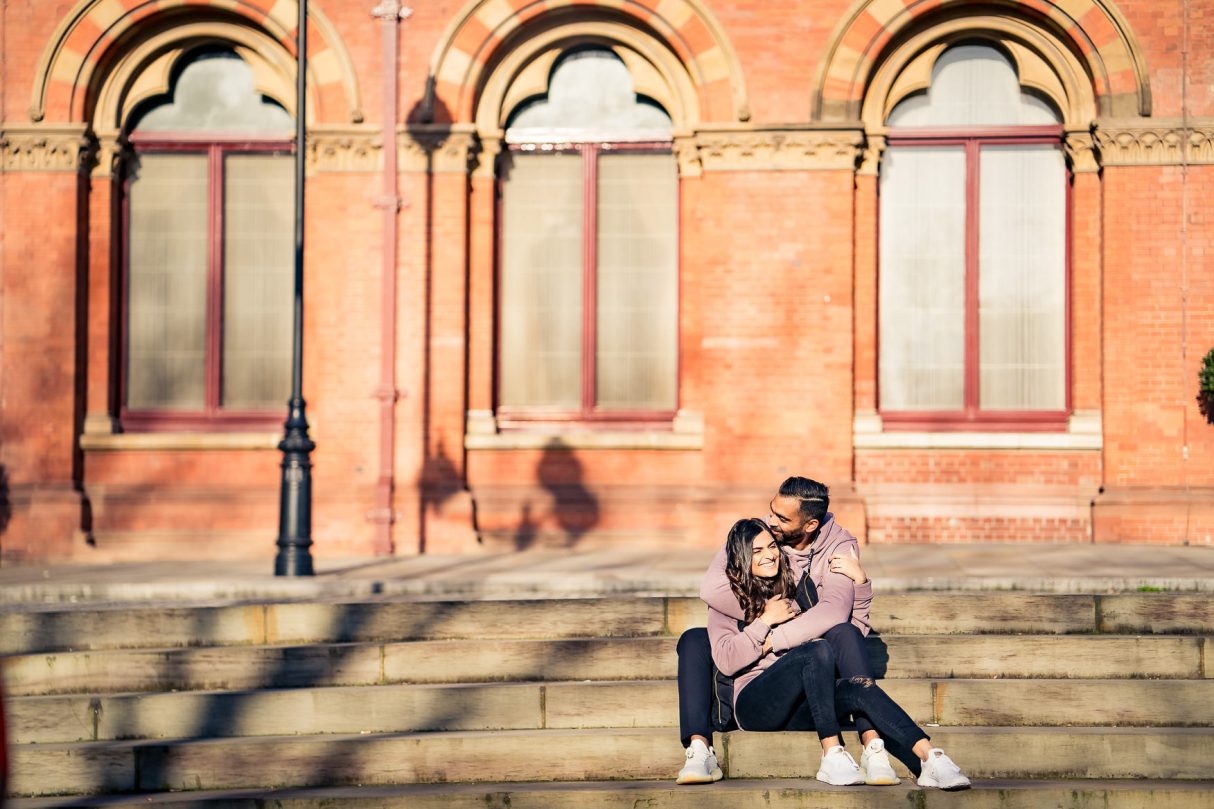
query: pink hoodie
[{"left": 702, "top": 514, "right": 873, "bottom": 715}]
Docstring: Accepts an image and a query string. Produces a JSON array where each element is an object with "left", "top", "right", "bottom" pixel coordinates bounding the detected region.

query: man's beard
[{"left": 775, "top": 529, "right": 805, "bottom": 546}]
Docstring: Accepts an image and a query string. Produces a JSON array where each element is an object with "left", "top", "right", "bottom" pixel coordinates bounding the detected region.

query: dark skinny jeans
[
  {"left": 734, "top": 637, "right": 929, "bottom": 758},
  {"left": 677, "top": 622, "right": 876, "bottom": 745}
]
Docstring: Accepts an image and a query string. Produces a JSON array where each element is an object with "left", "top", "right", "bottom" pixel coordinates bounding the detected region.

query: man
[{"left": 675, "top": 476, "right": 901, "bottom": 786}]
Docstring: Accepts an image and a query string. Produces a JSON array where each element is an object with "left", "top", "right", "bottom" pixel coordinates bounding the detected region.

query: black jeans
[
  {"left": 734, "top": 638, "right": 929, "bottom": 757},
  {"left": 676, "top": 623, "right": 875, "bottom": 745},
  {"left": 677, "top": 627, "right": 732, "bottom": 746}
]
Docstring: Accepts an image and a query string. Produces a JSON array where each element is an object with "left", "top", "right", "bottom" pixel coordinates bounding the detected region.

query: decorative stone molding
[
  {"left": 1094, "top": 119, "right": 1214, "bottom": 166},
  {"left": 87, "top": 131, "right": 130, "bottom": 179},
  {"left": 693, "top": 127, "right": 864, "bottom": 172},
  {"left": 307, "top": 126, "right": 383, "bottom": 173},
  {"left": 857, "top": 133, "right": 886, "bottom": 177},
  {"left": 1, "top": 124, "right": 89, "bottom": 172},
  {"left": 400, "top": 125, "right": 478, "bottom": 174},
  {"left": 672, "top": 133, "right": 702, "bottom": 178},
  {"left": 31, "top": 0, "right": 363, "bottom": 125},
  {"left": 1064, "top": 131, "right": 1099, "bottom": 173},
  {"left": 471, "top": 135, "right": 501, "bottom": 181}
]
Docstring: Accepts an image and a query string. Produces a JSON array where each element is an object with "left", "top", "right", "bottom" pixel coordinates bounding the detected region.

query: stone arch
[
  {"left": 29, "top": 0, "right": 362, "bottom": 125},
  {"left": 859, "top": 19, "right": 1097, "bottom": 133},
  {"left": 424, "top": 0, "right": 748, "bottom": 125},
  {"left": 812, "top": 0, "right": 1151, "bottom": 123},
  {"left": 91, "top": 22, "right": 309, "bottom": 136},
  {"left": 473, "top": 23, "right": 701, "bottom": 136}
]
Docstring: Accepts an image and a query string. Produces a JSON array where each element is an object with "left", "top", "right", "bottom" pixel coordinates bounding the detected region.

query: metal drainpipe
[{"left": 370, "top": 0, "right": 409, "bottom": 555}]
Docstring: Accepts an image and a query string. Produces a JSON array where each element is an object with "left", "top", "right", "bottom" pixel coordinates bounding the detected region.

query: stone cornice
[
  {"left": 691, "top": 126, "right": 864, "bottom": 172},
  {"left": 400, "top": 125, "right": 478, "bottom": 174},
  {"left": 1, "top": 123, "right": 89, "bottom": 172},
  {"left": 1094, "top": 118, "right": 1214, "bottom": 166},
  {"left": 307, "top": 125, "right": 383, "bottom": 174}
]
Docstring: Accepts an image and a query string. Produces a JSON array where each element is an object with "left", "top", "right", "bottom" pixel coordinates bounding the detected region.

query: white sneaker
[
  {"left": 815, "top": 745, "right": 864, "bottom": 786},
  {"left": 859, "top": 738, "right": 900, "bottom": 785},
  {"left": 676, "top": 739, "right": 723, "bottom": 784},
  {"left": 916, "top": 748, "right": 971, "bottom": 790}
]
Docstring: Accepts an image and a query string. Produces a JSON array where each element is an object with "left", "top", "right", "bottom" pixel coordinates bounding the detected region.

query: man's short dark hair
[{"left": 778, "top": 476, "right": 829, "bottom": 525}]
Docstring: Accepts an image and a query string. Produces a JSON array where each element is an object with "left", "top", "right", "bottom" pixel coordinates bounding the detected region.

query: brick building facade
[{"left": 1, "top": 0, "right": 1211, "bottom": 562}]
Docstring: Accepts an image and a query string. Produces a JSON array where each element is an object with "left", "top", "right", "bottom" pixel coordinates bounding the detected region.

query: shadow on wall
[{"left": 511, "top": 439, "right": 601, "bottom": 551}]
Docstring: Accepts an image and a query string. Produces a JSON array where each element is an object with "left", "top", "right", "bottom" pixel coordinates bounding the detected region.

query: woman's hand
[
  {"left": 759, "top": 596, "right": 797, "bottom": 628},
  {"left": 828, "top": 547, "right": 867, "bottom": 584}
]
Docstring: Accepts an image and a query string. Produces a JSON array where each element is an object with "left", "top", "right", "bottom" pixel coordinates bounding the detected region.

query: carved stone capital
[
  {"left": 1064, "top": 131, "right": 1099, "bottom": 174},
  {"left": 1094, "top": 118, "right": 1214, "bottom": 166},
  {"left": 400, "top": 125, "right": 478, "bottom": 174},
  {"left": 857, "top": 133, "right": 887, "bottom": 177},
  {"left": 88, "top": 131, "right": 131, "bottom": 179},
  {"left": 471, "top": 135, "right": 501, "bottom": 180},
  {"left": 672, "top": 133, "right": 702, "bottom": 178},
  {"left": 1, "top": 123, "right": 90, "bottom": 172},
  {"left": 693, "top": 126, "right": 864, "bottom": 172},
  {"left": 307, "top": 125, "right": 383, "bottom": 173}
]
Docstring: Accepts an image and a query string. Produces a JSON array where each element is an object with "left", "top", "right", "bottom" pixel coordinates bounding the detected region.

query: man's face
[{"left": 767, "top": 494, "right": 819, "bottom": 546}]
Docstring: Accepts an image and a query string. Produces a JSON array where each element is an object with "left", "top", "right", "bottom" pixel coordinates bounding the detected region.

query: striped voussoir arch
[
  {"left": 30, "top": 0, "right": 361, "bottom": 124},
  {"left": 427, "top": 0, "right": 750, "bottom": 124},
  {"left": 814, "top": 0, "right": 1151, "bottom": 120}
]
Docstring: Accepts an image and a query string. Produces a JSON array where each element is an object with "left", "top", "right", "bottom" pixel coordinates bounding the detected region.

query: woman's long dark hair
[{"left": 724, "top": 517, "right": 797, "bottom": 623}]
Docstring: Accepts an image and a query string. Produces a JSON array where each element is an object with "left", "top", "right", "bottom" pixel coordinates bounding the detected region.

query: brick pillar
[{"left": 0, "top": 131, "right": 90, "bottom": 561}]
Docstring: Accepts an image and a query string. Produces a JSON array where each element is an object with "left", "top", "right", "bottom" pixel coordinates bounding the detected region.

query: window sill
[
  {"left": 464, "top": 409, "right": 703, "bottom": 451},
  {"left": 80, "top": 431, "right": 282, "bottom": 451},
  {"left": 852, "top": 410, "right": 1102, "bottom": 450}
]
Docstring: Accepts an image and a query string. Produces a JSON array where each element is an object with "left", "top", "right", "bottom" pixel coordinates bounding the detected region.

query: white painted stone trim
[
  {"left": 464, "top": 408, "right": 704, "bottom": 450},
  {"left": 853, "top": 410, "right": 1102, "bottom": 450}
]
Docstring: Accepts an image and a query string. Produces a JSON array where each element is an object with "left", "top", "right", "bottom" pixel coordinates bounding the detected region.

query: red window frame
[
  {"left": 877, "top": 124, "right": 1072, "bottom": 432},
  {"left": 494, "top": 141, "right": 681, "bottom": 430},
  {"left": 120, "top": 133, "right": 294, "bottom": 432}
]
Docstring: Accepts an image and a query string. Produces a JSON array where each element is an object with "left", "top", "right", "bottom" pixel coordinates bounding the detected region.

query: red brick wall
[{"left": 2, "top": 0, "right": 1211, "bottom": 560}]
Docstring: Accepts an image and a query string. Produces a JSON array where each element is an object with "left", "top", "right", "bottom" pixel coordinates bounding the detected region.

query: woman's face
[{"left": 750, "top": 529, "right": 780, "bottom": 578}]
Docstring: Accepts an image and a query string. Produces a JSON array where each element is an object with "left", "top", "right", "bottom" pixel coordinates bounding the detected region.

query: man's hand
[
  {"left": 759, "top": 596, "right": 797, "bottom": 627},
  {"left": 828, "top": 546, "right": 867, "bottom": 585},
  {"left": 761, "top": 635, "right": 773, "bottom": 654}
]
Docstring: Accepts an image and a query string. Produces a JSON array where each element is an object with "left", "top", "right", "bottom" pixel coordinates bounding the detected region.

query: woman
[{"left": 708, "top": 517, "right": 971, "bottom": 789}]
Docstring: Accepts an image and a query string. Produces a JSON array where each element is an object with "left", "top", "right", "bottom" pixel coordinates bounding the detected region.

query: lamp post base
[{"left": 274, "top": 397, "right": 316, "bottom": 577}]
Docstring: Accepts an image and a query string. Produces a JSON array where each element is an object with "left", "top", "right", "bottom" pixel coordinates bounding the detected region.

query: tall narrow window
[
  {"left": 123, "top": 49, "right": 294, "bottom": 429},
  {"left": 879, "top": 44, "right": 1067, "bottom": 428},
  {"left": 498, "top": 48, "right": 678, "bottom": 423}
]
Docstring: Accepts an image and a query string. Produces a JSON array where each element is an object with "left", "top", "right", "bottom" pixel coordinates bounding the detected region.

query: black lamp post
[{"left": 275, "top": 0, "right": 316, "bottom": 576}]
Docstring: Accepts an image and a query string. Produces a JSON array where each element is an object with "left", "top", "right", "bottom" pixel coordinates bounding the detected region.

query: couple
[{"left": 674, "top": 476, "right": 971, "bottom": 790}]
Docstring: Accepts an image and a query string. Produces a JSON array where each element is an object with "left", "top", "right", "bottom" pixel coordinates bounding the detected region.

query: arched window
[
  {"left": 497, "top": 47, "right": 678, "bottom": 423},
  {"left": 878, "top": 44, "right": 1068, "bottom": 428},
  {"left": 123, "top": 49, "right": 294, "bottom": 429}
]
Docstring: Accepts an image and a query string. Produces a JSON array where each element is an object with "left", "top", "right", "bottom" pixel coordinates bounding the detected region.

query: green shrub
[{"left": 1202, "top": 348, "right": 1214, "bottom": 395}]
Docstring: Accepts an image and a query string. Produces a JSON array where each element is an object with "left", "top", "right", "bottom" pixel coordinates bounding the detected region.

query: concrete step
[
  {"left": 10, "top": 779, "right": 1214, "bottom": 809},
  {"left": 4, "top": 593, "right": 1213, "bottom": 654},
  {"left": 10, "top": 678, "right": 1214, "bottom": 744},
  {"left": 9, "top": 726, "right": 1214, "bottom": 796},
  {"left": 5, "top": 634, "right": 1207, "bottom": 697}
]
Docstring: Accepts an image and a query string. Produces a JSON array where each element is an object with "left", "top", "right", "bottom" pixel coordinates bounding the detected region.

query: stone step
[
  {"left": 10, "top": 779, "right": 1214, "bottom": 809},
  {"left": 4, "top": 593, "right": 1212, "bottom": 654},
  {"left": 4, "top": 634, "right": 1207, "bottom": 697},
  {"left": 9, "top": 726, "right": 1213, "bottom": 796},
  {"left": 10, "top": 678, "right": 1214, "bottom": 744}
]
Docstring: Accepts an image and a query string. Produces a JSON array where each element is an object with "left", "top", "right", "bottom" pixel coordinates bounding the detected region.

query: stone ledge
[
  {"left": 853, "top": 410, "right": 1102, "bottom": 450},
  {"left": 464, "top": 431, "right": 703, "bottom": 451},
  {"left": 80, "top": 432, "right": 281, "bottom": 451}
]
